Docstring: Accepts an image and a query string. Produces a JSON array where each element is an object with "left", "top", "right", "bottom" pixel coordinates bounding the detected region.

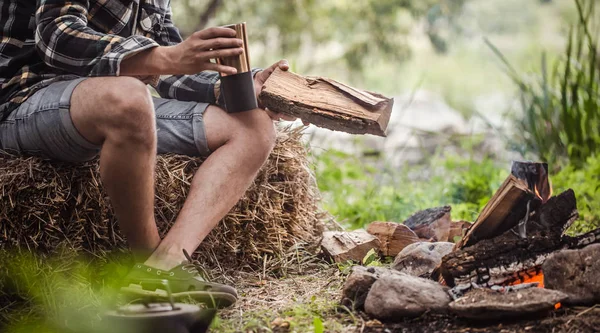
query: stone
[
  {"left": 364, "top": 273, "right": 451, "bottom": 320},
  {"left": 321, "top": 230, "right": 381, "bottom": 263},
  {"left": 449, "top": 287, "right": 568, "bottom": 320},
  {"left": 392, "top": 242, "right": 454, "bottom": 278},
  {"left": 543, "top": 243, "right": 600, "bottom": 305},
  {"left": 340, "top": 266, "right": 403, "bottom": 310}
]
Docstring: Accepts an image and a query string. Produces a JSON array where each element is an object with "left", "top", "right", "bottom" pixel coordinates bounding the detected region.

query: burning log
[
  {"left": 258, "top": 68, "right": 394, "bottom": 136},
  {"left": 437, "top": 190, "right": 582, "bottom": 291},
  {"left": 456, "top": 174, "right": 542, "bottom": 248},
  {"left": 510, "top": 161, "right": 551, "bottom": 202},
  {"left": 456, "top": 161, "right": 556, "bottom": 249}
]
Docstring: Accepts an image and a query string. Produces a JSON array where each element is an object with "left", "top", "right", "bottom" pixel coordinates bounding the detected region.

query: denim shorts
[{"left": 0, "top": 78, "right": 211, "bottom": 162}]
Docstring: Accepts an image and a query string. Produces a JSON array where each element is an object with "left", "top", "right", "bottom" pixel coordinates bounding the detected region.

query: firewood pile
[{"left": 328, "top": 161, "right": 600, "bottom": 323}]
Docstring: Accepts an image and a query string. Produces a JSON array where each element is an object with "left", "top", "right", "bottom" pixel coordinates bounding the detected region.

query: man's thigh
[
  {"left": 153, "top": 97, "right": 212, "bottom": 157},
  {"left": 0, "top": 78, "right": 101, "bottom": 162},
  {"left": 0, "top": 78, "right": 225, "bottom": 161}
]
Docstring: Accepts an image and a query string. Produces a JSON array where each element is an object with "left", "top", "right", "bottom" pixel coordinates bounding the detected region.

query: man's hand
[
  {"left": 254, "top": 60, "right": 304, "bottom": 123},
  {"left": 122, "top": 27, "right": 244, "bottom": 76},
  {"left": 164, "top": 27, "right": 244, "bottom": 75}
]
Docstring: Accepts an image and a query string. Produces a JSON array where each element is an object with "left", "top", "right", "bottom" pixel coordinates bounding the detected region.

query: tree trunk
[{"left": 195, "top": 0, "right": 223, "bottom": 31}]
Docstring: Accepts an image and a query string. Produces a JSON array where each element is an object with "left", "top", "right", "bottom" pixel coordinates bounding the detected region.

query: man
[{"left": 0, "top": 0, "right": 292, "bottom": 307}]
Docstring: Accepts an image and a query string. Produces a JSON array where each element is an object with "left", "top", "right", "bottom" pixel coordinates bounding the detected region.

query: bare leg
[
  {"left": 70, "top": 77, "right": 160, "bottom": 259},
  {"left": 144, "top": 106, "right": 276, "bottom": 269}
]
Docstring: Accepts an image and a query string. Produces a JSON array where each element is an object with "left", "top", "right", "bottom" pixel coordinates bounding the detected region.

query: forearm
[{"left": 120, "top": 46, "right": 174, "bottom": 76}]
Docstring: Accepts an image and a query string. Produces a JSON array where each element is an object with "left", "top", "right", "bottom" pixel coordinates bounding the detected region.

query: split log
[
  {"left": 510, "top": 161, "right": 551, "bottom": 202},
  {"left": 436, "top": 190, "right": 581, "bottom": 290},
  {"left": 321, "top": 230, "right": 381, "bottom": 263},
  {"left": 366, "top": 222, "right": 420, "bottom": 256},
  {"left": 258, "top": 68, "right": 393, "bottom": 136},
  {"left": 403, "top": 206, "right": 451, "bottom": 242},
  {"left": 457, "top": 175, "right": 541, "bottom": 248}
]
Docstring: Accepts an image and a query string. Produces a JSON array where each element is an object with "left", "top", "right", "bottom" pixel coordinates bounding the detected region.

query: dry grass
[
  {"left": 214, "top": 258, "right": 358, "bottom": 333},
  {"left": 0, "top": 126, "right": 324, "bottom": 271}
]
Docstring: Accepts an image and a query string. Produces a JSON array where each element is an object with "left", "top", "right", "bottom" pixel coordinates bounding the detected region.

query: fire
[
  {"left": 534, "top": 183, "right": 552, "bottom": 203},
  {"left": 510, "top": 272, "right": 545, "bottom": 288},
  {"left": 507, "top": 271, "right": 561, "bottom": 310}
]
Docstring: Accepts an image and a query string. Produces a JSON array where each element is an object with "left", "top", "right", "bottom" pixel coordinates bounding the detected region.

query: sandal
[{"left": 121, "top": 250, "right": 237, "bottom": 308}]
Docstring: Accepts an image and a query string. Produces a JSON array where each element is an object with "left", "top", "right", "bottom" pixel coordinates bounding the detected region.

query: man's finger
[
  {"left": 257, "top": 60, "right": 289, "bottom": 83},
  {"left": 279, "top": 114, "right": 295, "bottom": 121},
  {"left": 199, "top": 38, "right": 243, "bottom": 51},
  {"left": 277, "top": 60, "right": 290, "bottom": 71},
  {"left": 201, "top": 47, "right": 244, "bottom": 60},
  {"left": 204, "top": 63, "right": 238, "bottom": 75},
  {"left": 195, "top": 27, "right": 237, "bottom": 39},
  {"left": 264, "top": 109, "right": 281, "bottom": 120}
]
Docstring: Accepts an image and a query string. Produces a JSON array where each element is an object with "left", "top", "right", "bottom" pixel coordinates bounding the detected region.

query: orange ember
[
  {"left": 509, "top": 272, "right": 545, "bottom": 288},
  {"left": 508, "top": 272, "right": 562, "bottom": 310}
]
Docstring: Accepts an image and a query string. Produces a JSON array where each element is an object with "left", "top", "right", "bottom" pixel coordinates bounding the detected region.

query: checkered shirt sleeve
[
  {"left": 35, "top": 0, "right": 159, "bottom": 77},
  {"left": 153, "top": 8, "right": 223, "bottom": 105}
]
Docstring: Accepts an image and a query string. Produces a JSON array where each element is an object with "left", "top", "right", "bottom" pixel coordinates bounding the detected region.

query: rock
[
  {"left": 449, "top": 287, "right": 568, "bottom": 320},
  {"left": 341, "top": 266, "right": 403, "bottom": 310},
  {"left": 403, "top": 206, "right": 452, "bottom": 242},
  {"left": 392, "top": 242, "right": 454, "bottom": 278},
  {"left": 321, "top": 230, "right": 381, "bottom": 263},
  {"left": 543, "top": 244, "right": 600, "bottom": 305},
  {"left": 364, "top": 273, "right": 451, "bottom": 320},
  {"left": 366, "top": 222, "right": 420, "bottom": 256}
]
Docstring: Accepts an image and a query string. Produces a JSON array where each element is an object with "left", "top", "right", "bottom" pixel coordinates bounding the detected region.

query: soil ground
[{"left": 217, "top": 259, "right": 600, "bottom": 333}]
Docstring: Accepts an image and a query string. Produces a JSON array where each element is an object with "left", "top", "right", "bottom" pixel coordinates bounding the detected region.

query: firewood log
[
  {"left": 366, "top": 222, "right": 420, "bottom": 256},
  {"left": 436, "top": 190, "right": 580, "bottom": 289},
  {"left": 320, "top": 230, "right": 381, "bottom": 263},
  {"left": 258, "top": 68, "right": 393, "bottom": 136},
  {"left": 403, "top": 206, "right": 452, "bottom": 242}
]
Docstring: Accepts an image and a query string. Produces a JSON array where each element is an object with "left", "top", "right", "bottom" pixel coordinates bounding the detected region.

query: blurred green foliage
[
  {"left": 553, "top": 154, "right": 600, "bottom": 233},
  {"left": 0, "top": 249, "right": 129, "bottom": 333},
  {"left": 313, "top": 148, "right": 507, "bottom": 229},
  {"left": 489, "top": 0, "right": 600, "bottom": 168},
  {"left": 315, "top": 147, "right": 600, "bottom": 233},
  {"left": 172, "top": 0, "right": 465, "bottom": 73}
]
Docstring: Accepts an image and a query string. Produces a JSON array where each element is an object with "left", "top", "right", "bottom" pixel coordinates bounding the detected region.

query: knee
[
  {"left": 242, "top": 109, "right": 276, "bottom": 160},
  {"left": 102, "top": 78, "right": 156, "bottom": 147}
]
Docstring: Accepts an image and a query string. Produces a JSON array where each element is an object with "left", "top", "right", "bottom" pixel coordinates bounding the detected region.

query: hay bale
[{"left": 0, "top": 127, "right": 323, "bottom": 269}]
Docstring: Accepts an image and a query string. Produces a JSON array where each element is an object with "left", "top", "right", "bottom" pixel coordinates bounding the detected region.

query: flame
[
  {"left": 534, "top": 181, "right": 553, "bottom": 203},
  {"left": 534, "top": 185, "right": 542, "bottom": 201}
]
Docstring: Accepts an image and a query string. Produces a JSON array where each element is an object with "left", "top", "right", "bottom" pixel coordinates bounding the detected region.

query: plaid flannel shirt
[{"left": 0, "top": 0, "right": 236, "bottom": 120}]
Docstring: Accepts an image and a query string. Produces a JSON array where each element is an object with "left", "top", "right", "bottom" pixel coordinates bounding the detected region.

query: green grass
[
  {"left": 313, "top": 144, "right": 509, "bottom": 229},
  {"left": 489, "top": 0, "right": 600, "bottom": 168},
  {"left": 315, "top": 145, "right": 600, "bottom": 233},
  {"left": 0, "top": 248, "right": 129, "bottom": 333},
  {"left": 0, "top": 247, "right": 353, "bottom": 333}
]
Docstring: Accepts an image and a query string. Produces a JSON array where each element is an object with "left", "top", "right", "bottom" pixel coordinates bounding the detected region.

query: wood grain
[{"left": 258, "top": 68, "right": 393, "bottom": 136}]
